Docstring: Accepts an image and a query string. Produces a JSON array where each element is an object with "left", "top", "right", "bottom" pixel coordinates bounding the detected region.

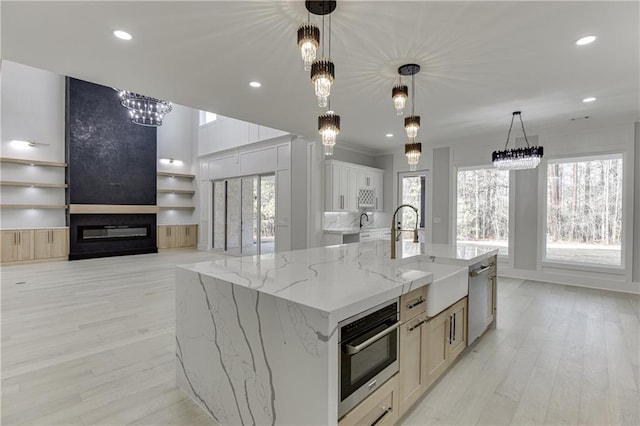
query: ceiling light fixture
[
  {"left": 386, "top": 133, "right": 393, "bottom": 138},
  {"left": 113, "top": 30, "right": 132, "bottom": 41},
  {"left": 249, "top": 81, "right": 262, "bottom": 88},
  {"left": 492, "top": 111, "right": 543, "bottom": 170},
  {"left": 308, "top": 1, "right": 337, "bottom": 108},
  {"left": 397, "top": 64, "right": 422, "bottom": 171},
  {"left": 392, "top": 78, "right": 408, "bottom": 116},
  {"left": 318, "top": 110, "right": 340, "bottom": 156},
  {"left": 576, "top": 35, "right": 596, "bottom": 46},
  {"left": 582, "top": 96, "right": 596, "bottom": 103},
  {"left": 297, "top": 17, "right": 320, "bottom": 72},
  {"left": 115, "top": 89, "right": 173, "bottom": 127}
]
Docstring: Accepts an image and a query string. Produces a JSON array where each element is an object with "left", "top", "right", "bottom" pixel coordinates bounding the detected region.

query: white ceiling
[{"left": 2, "top": 1, "right": 639, "bottom": 153}]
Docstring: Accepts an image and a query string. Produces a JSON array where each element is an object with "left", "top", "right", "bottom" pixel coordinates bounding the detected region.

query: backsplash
[{"left": 324, "top": 212, "right": 375, "bottom": 230}]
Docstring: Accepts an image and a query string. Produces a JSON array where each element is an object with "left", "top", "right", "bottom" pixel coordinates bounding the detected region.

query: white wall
[
  {"left": 199, "top": 115, "right": 287, "bottom": 157},
  {"left": 0, "top": 61, "right": 66, "bottom": 228}
]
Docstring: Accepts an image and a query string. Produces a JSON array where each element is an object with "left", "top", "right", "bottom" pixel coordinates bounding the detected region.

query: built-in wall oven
[{"left": 338, "top": 299, "right": 401, "bottom": 418}]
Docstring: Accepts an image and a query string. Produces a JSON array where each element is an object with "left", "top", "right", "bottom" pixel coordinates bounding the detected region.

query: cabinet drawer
[
  {"left": 400, "top": 286, "right": 427, "bottom": 322},
  {"left": 338, "top": 375, "right": 398, "bottom": 426}
]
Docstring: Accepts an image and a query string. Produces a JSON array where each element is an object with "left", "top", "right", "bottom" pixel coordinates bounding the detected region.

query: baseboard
[{"left": 69, "top": 247, "right": 158, "bottom": 260}]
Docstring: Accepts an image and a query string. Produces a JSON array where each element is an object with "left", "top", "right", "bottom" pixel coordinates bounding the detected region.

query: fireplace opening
[{"left": 79, "top": 225, "right": 150, "bottom": 242}]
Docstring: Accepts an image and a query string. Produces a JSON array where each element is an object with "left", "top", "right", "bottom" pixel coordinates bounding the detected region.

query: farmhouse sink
[{"left": 402, "top": 261, "right": 468, "bottom": 317}]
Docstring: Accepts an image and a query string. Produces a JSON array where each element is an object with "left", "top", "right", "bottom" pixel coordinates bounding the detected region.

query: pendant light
[
  {"left": 318, "top": 109, "right": 340, "bottom": 156},
  {"left": 309, "top": 2, "right": 336, "bottom": 108},
  {"left": 297, "top": 13, "right": 320, "bottom": 72},
  {"left": 392, "top": 77, "right": 408, "bottom": 116},
  {"left": 116, "top": 89, "right": 172, "bottom": 127},
  {"left": 492, "top": 111, "right": 544, "bottom": 170},
  {"left": 398, "top": 64, "right": 422, "bottom": 170}
]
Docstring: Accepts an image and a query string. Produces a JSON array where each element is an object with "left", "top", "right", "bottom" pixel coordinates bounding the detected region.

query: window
[
  {"left": 545, "top": 155, "right": 623, "bottom": 267},
  {"left": 199, "top": 110, "right": 217, "bottom": 126},
  {"left": 399, "top": 172, "right": 426, "bottom": 233},
  {"left": 456, "top": 168, "right": 509, "bottom": 256}
]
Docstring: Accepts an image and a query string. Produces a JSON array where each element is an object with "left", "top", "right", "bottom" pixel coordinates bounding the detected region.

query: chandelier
[
  {"left": 492, "top": 111, "right": 544, "bottom": 170},
  {"left": 392, "top": 79, "right": 408, "bottom": 116},
  {"left": 297, "top": 22, "right": 320, "bottom": 71},
  {"left": 116, "top": 90, "right": 172, "bottom": 127},
  {"left": 318, "top": 110, "right": 340, "bottom": 156},
  {"left": 397, "top": 64, "right": 422, "bottom": 170},
  {"left": 307, "top": 1, "right": 337, "bottom": 108}
]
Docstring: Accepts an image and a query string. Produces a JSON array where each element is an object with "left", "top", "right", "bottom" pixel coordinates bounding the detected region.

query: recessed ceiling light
[
  {"left": 582, "top": 97, "right": 597, "bottom": 103},
  {"left": 249, "top": 81, "right": 261, "bottom": 88},
  {"left": 113, "top": 30, "right": 132, "bottom": 41},
  {"left": 576, "top": 35, "right": 596, "bottom": 46},
  {"left": 386, "top": 133, "right": 393, "bottom": 138}
]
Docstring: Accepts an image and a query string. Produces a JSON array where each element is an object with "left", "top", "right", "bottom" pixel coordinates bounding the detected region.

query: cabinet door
[
  {"left": 448, "top": 298, "right": 468, "bottom": 363},
  {"left": 424, "top": 310, "right": 449, "bottom": 390},
  {"left": 157, "top": 226, "right": 170, "bottom": 249},
  {"left": 1, "top": 231, "right": 19, "bottom": 262},
  {"left": 18, "top": 230, "right": 35, "bottom": 260},
  {"left": 172, "top": 225, "right": 186, "bottom": 248},
  {"left": 184, "top": 225, "right": 197, "bottom": 247},
  {"left": 50, "top": 229, "right": 67, "bottom": 258},
  {"left": 398, "top": 316, "right": 428, "bottom": 416},
  {"left": 345, "top": 167, "right": 358, "bottom": 211},
  {"left": 373, "top": 172, "right": 384, "bottom": 212},
  {"left": 487, "top": 276, "right": 496, "bottom": 326},
  {"left": 34, "top": 230, "right": 51, "bottom": 259}
]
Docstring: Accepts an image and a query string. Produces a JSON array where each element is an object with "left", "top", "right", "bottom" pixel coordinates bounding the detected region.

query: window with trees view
[
  {"left": 457, "top": 168, "right": 509, "bottom": 256},
  {"left": 545, "top": 155, "right": 623, "bottom": 267}
]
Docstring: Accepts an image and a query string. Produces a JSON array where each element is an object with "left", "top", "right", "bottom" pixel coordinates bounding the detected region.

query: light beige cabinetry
[
  {"left": 1, "top": 230, "right": 34, "bottom": 262},
  {"left": 338, "top": 374, "right": 399, "bottom": 426},
  {"left": 34, "top": 228, "right": 68, "bottom": 260},
  {"left": 157, "top": 225, "right": 198, "bottom": 249},
  {"left": 325, "top": 160, "right": 384, "bottom": 212},
  {"left": 398, "top": 287, "right": 428, "bottom": 416}
]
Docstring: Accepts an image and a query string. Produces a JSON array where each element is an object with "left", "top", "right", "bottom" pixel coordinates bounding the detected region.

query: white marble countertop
[
  {"left": 323, "top": 228, "right": 360, "bottom": 235},
  {"left": 179, "top": 239, "right": 432, "bottom": 320},
  {"left": 396, "top": 241, "right": 499, "bottom": 266}
]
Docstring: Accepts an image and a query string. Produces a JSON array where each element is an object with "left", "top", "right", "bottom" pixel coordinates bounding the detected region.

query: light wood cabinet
[
  {"left": 1, "top": 230, "right": 34, "bottom": 262},
  {"left": 338, "top": 374, "right": 399, "bottom": 426},
  {"left": 398, "top": 315, "right": 428, "bottom": 416},
  {"left": 447, "top": 298, "right": 468, "bottom": 363},
  {"left": 34, "top": 228, "right": 68, "bottom": 260},
  {"left": 157, "top": 225, "right": 198, "bottom": 249}
]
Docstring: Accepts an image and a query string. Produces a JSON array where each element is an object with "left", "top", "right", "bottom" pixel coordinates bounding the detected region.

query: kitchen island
[{"left": 175, "top": 240, "right": 497, "bottom": 425}]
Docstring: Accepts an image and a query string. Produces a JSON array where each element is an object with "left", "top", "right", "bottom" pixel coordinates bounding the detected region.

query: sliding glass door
[{"left": 212, "top": 174, "right": 275, "bottom": 255}]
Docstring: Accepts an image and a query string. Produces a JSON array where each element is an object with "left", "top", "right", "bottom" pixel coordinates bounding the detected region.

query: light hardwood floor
[{"left": 1, "top": 251, "right": 638, "bottom": 425}]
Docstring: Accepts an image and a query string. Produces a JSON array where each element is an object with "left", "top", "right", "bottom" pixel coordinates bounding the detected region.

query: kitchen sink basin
[{"left": 401, "top": 261, "right": 468, "bottom": 317}]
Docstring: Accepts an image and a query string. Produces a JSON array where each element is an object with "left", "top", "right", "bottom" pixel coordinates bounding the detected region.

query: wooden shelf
[
  {"left": 158, "top": 206, "right": 195, "bottom": 210},
  {"left": 0, "top": 181, "right": 67, "bottom": 188},
  {"left": 157, "top": 171, "right": 195, "bottom": 179},
  {"left": 69, "top": 205, "right": 159, "bottom": 214},
  {"left": 157, "top": 189, "right": 195, "bottom": 195},
  {"left": 0, "top": 157, "right": 67, "bottom": 167},
  {"left": 1, "top": 204, "right": 68, "bottom": 209}
]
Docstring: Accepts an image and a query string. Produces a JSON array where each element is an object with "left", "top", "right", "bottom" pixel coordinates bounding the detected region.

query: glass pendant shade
[
  {"left": 404, "top": 115, "right": 421, "bottom": 138},
  {"left": 311, "top": 59, "right": 335, "bottom": 108},
  {"left": 117, "top": 90, "right": 172, "bottom": 127},
  {"left": 318, "top": 112, "right": 340, "bottom": 156},
  {"left": 405, "top": 140, "right": 422, "bottom": 172},
  {"left": 297, "top": 24, "right": 320, "bottom": 71},
  {"left": 492, "top": 111, "right": 543, "bottom": 170},
  {"left": 392, "top": 85, "right": 408, "bottom": 115}
]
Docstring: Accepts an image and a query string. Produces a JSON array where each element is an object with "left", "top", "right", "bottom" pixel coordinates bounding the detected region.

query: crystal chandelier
[
  {"left": 392, "top": 80, "right": 408, "bottom": 115},
  {"left": 492, "top": 111, "right": 544, "bottom": 170},
  {"left": 298, "top": 22, "right": 320, "bottom": 72},
  {"left": 405, "top": 140, "right": 422, "bottom": 172},
  {"left": 308, "top": 1, "right": 337, "bottom": 108},
  {"left": 116, "top": 90, "right": 172, "bottom": 127},
  {"left": 318, "top": 110, "right": 340, "bottom": 156},
  {"left": 397, "top": 64, "right": 423, "bottom": 170}
]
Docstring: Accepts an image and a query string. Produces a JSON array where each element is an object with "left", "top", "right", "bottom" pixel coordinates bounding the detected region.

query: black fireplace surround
[{"left": 69, "top": 214, "right": 157, "bottom": 260}]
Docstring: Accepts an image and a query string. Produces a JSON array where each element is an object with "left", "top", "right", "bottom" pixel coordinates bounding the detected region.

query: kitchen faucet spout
[{"left": 390, "top": 204, "right": 419, "bottom": 259}]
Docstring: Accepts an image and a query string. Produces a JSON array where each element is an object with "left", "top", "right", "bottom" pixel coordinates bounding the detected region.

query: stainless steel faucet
[{"left": 390, "top": 204, "right": 419, "bottom": 259}]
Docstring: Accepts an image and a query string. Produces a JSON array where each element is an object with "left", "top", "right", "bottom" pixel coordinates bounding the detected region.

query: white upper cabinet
[{"left": 325, "top": 160, "right": 384, "bottom": 212}]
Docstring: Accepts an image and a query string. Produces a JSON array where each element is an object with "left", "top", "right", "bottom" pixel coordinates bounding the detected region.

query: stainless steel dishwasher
[{"left": 468, "top": 261, "right": 491, "bottom": 344}]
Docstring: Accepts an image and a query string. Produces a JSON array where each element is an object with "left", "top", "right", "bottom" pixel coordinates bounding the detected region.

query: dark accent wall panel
[{"left": 66, "top": 77, "right": 156, "bottom": 205}]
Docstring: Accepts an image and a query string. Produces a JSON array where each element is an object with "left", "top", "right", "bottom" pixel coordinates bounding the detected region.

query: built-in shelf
[
  {"left": 157, "top": 188, "right": 195, "bottom": 195},
  {"left": 0, "top": 157, "right": 67, "bottom": 167},
  {"left": 158, "top": 206, "right": 195, "bottom": 211},
  {"left": 0, "top": 181, "right": 68, "bottom": 188},
  {"left": 1, "top": 204, "right": 68, "bottom": 209},
  {"left": 68, "top": 204, "right": 160, "bottom": 214},
  {"left": 157, "top": 171, "right": 195, "bottom": 179}
]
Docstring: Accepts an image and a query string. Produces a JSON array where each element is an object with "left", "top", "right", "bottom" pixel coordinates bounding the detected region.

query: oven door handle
[{"left": 345, "top": 321, "right": 402, "bottom": 355}]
